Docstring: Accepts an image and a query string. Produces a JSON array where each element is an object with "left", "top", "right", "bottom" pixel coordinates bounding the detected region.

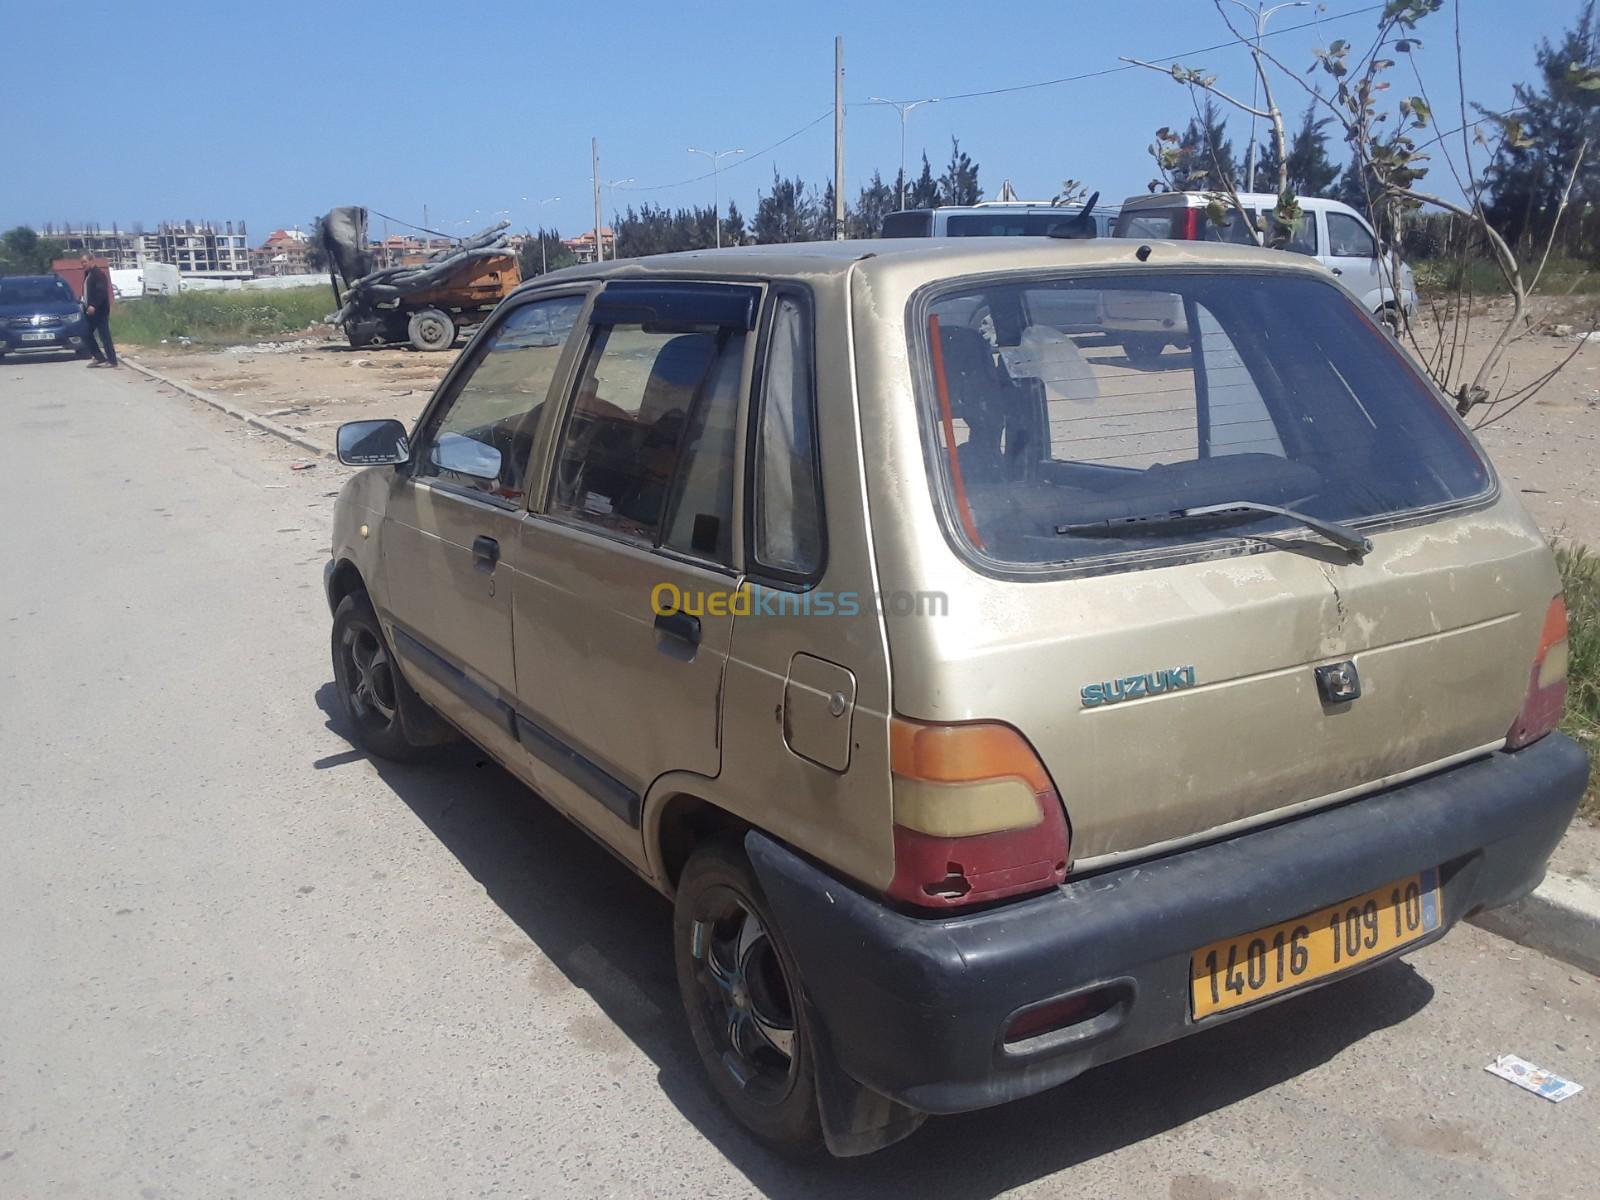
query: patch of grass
[
  {"left": 1556, "top": 542, "right": 1600, "bottom": 820},
  {"left": 1414, "top": 254, "right": 1600, "bottom": 300},
  {"left": 109, "top": 286, "right": 334, "bottom": 347}
]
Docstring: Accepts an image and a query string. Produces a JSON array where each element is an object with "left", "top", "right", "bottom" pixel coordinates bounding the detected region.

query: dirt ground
[{"left": 126, "top": 304, "right": 1600, "bottom": 548}]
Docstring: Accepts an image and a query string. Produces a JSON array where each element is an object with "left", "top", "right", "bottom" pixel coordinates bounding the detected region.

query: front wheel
[
  {"left": 331, "top": 590, "right": 433, "bottom": 761},
  {"left": 675, "top": 840, "right": 824, "bottom": 1155}
]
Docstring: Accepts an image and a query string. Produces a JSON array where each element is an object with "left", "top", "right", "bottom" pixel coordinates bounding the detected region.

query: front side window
[
  {"left": 416, "top": 294, "right": 583, "bottom": 502},
  {"left": 1327, "top": 212, "right": 1377, "bottom": 258},
  {"left": 917, "top": 271, "right": 1491, "bottom": 572},
  {"left": 550, "top": 319, "right": 747, "bottom": 561}
]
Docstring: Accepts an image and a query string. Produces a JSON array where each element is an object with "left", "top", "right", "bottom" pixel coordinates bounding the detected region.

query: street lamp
[
  {"left": 687, "top": 147, "right": 744, "bottom": 248},
  {"left": 601, "top": 179, "right": 634, "bottom": 261},
  {"left": 1224, "top": 0, "right": 1307, "bottom": 191},
  {"left": 533, "top": 196, "right": 560, "bottom": 274},
  {"left": 869, "top": 96, "right": 939, "bottom": 210}
]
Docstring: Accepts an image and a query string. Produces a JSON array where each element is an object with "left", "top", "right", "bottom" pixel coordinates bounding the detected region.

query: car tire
[
  {"left": 1122, "top": 334, "right": 1167, "bottom": 369},
  {"left": 674, "top": 838, "right": 825, "bottom": 1156},
  {"left": 330, "top": 590, "right": 433, "bottom": 761},
  {"left": 408, "top": 308, "right": 456, "bottom": 352}
]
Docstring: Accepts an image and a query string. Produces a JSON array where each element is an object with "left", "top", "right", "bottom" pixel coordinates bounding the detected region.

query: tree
[
  {"left": 722, "top": 199, "right": 746, "bottom": 247},
  {"left": 909, "top": 154, "right": 940, "bottom": 209},
  {"left": 851, "top": 170, "right": 897, "bottom": 237},
  {"left": 937, "top": 137, "right": 982, "bottom": 205},
  {"left": 0, "top": 226, "right": 66, "bottom": 275},
  {"left": 1483, "top": 1, "right": 1600, "bottom": 250},
  {"left": 1176, "top": 98, "right": 1238, "bottom": 190},
  {"left": 517, "top": 227, "right": 576, "bottom": 276},
  {"left": 1286, "top": 103, "right": 1341, "bottom": 196},
  {"left": 753, "top": 170, "right": 819, "bottom": 243}
]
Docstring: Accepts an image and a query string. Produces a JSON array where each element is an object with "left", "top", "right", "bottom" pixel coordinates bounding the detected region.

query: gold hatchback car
[{"left": 326, "top": 237, "right": 1588, "bottom": 1156}]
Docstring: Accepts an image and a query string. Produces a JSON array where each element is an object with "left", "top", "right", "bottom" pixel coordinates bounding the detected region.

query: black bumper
[{"left": 747, "top": 733, "right": 1590, "bottom": 1116}]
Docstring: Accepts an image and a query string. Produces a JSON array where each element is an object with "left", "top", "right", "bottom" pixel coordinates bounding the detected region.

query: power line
[{"left": 598, "top": 1, "right": 1385, "bottom": 199}]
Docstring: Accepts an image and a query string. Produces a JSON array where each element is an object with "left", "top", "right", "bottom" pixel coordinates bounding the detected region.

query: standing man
[{"left": 80, "top": 253, "right": 118, "bottom": 368}]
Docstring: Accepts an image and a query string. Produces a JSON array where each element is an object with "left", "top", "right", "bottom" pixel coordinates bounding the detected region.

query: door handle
[
  {"left": 654, "top": 610, "right": 701, "bottom": 647},
  {"left": 1331, "top": 266, "right": 1344, "bottom": 275},
  {"left": 472, "top": 535, "right": 499, "bottom": 572}
]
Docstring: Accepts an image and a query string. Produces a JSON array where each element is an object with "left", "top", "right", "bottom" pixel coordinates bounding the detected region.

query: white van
[{"left": 1115, "top": 191, "right": 1417, "bottom": 320}]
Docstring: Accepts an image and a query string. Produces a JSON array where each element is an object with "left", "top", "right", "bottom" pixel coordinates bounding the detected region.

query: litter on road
[{"left": 1485, "top": 1054, "right": 1584, "bottom": 1101}]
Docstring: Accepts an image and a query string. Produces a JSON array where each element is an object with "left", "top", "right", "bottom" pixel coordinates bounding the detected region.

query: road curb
[
  {"left": 123, "top": 357, "right": 337, "bottom": 461},
  {"left": 1470, "top": 871, "right": 1600, "bottom": 976}
]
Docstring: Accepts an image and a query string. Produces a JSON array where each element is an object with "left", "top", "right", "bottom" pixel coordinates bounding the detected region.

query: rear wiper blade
[{"left": 1056, "top": 501, "right": 1373, "bottom": 560}]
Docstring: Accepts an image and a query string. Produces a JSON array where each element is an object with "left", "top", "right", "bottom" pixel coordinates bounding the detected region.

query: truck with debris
[{"left": 317, "top": 207, "right": 522, "bottom": 351}]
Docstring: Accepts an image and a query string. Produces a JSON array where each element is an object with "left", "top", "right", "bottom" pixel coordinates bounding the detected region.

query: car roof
[
  {"left": 518, "top": 236, "right": 1334, "bottom": 295},
  {"left": 0, "top": 275, "right": 66, "bottom": 284}
]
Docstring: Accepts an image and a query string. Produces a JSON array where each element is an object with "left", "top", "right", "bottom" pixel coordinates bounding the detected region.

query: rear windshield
[
  {"left": 1116, "top": 207, "right": 1317, "bottom": 254},
  {"left": 916, "top": 271, "right": 1491, "bottom": 572},
  {"left": 881, "top": 211, "right": 933, "bottom": 237},
  {"left": 0, "top": 277, "right": 73, "bottom": 304},
  {"left": 945, "top": 212, "right": 1087, "bottom": 237}
]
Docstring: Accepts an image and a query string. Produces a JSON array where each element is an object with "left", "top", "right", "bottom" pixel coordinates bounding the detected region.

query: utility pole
[
  {"left": 591, "top": 138, "right": 604, "bottom": 262},
  {"left": 833, "top": 36, "right": 845, "bottom": 240},
  {"left": 688, "top": 147, "right": 744, "bottom": 248}
]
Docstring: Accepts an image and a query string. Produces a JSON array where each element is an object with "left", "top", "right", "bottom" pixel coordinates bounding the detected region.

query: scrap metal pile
[{"left": 317, "top": 206, "right": 522, "bottom": 350}]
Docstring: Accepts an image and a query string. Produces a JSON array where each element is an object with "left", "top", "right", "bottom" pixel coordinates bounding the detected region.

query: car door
[
  {"left": 1323, "top": 209, "right": 1384, "bottom": 312},
  {"left": 507, "top": 280, "right": 760, "bottom": 833},
  {"left": 379, "top": 291, "right": 588, "bottom": 749}
]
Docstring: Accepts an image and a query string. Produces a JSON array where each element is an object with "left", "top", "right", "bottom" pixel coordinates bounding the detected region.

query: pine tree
[
  {"left": 937, "top": 138, "right": 982, "bottom": 205},
  {"left": 753, "top": 170, "right": 819, "bottom": 243},
  {"left": 851, "top": 171, "right": 897, "bottom": 237},
  {"left": 1483, "top": 0, "right": 1600, "bottom": 248},
  {"left": 1174, "top": 98, "right": 1237, "bottom": 191},
  {"left": 722, "top": 199, "right": 746, "bottom": 247},
  {"left": 909, "top": 154, "right": 940, "bottom": 208}
]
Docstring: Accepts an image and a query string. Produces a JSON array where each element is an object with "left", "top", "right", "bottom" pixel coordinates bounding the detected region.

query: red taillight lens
[
  {"left": 1180, "top": 208, "right": 1201, "bottom": 240},
  {"left": 886, "top": 718, "right": 1071, "bottom": 909},
  {"left": 1506, "top": 595, "right": 1569, "bottom": 750}
]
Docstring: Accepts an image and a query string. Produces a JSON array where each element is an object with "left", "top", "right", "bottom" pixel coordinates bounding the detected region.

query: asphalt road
[{"left": 2, "top": 355, "right": 1597, "bottom": 1200}]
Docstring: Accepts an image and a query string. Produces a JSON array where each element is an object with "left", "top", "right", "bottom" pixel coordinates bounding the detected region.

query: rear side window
[
  {"left": 752, "top": 295, "right": 823, "bottom": 578},
  {"left": 881, "top": 211, "right": 933, "bottom": 237},
  {"left": 549, "top": 304, "right": 748, "bottom": 563},
  {"left": 945, "top": 212, "right": 1088, "bottom": 237},
  {"left": 916, "top": 271, "right": 1490, "bottom": 573}
]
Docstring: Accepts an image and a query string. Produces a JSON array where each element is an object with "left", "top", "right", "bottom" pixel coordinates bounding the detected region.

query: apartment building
[{"left": 43, "top": 220, "right": 252, "bottom": 280}]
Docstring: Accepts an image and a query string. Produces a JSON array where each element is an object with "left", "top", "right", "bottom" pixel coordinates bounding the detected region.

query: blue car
[{"left": 0, "top": 275, "right": 90, "bottom": 359}]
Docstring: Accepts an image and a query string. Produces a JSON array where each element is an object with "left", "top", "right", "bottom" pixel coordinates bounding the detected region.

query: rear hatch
[{"left": 890, "top": 261, "right": 1555, "bottom": 865}]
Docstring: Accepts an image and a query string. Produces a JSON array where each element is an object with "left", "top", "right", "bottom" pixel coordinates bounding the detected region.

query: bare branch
[
  {"left": 1120, "top": 57, "right": 1274, "bottom": 118},
  {"left": 1530, "top": 138, "right": 1589, "bottom": 294}
]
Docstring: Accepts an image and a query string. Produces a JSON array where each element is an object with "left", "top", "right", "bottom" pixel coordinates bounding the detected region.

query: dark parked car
[{"left": 0, "top": 275, "right": 89, "bottom": 360}]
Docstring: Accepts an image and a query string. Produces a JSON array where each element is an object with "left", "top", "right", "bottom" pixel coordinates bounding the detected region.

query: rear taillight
[
  {"left": 886, "top": 717, "right": 1071, "bottom": 909},
  {"left": 1506, "top": 595, "right": 1569, "bottom": 750},
  {"left": 1180, "top": 208, "right": 1201, "bottom": 239}
]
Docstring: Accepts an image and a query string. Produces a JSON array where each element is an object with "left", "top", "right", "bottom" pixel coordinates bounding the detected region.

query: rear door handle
[
  {"left": 472, "top": 535, "right": 499, "bottom": 572},
  {"left": 1331, "top": 266, "right": 1344, "bottom": 276},
  {"left": 654, "top": 610, "right": 701, "bottom": 646}
]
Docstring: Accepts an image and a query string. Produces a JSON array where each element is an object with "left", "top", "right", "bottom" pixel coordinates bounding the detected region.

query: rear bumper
[{"left": 748, "top": 733, "right": 1589, "bottom": 1116}]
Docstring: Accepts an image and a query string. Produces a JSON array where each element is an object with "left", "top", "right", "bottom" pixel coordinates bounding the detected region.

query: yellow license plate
[{"left": 1190, "top": 868, "right": 1441, "bottom": 1019}]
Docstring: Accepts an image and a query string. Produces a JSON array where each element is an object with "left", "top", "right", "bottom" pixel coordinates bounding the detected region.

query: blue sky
[{"left": 2, "top": 0, "right": 1584, "bottom": 243}]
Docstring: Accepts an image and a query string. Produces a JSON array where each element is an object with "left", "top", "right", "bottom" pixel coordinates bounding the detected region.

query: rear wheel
[
  {"left": 1122, "top": 334, "right": 1167, "bottom": 369},
  {"left": 408, "top": 308, "right": 456, "bottom": 352},
  {"left": 675, "top": 839, "right": 824, "bottom": 1155},
  {"left": 331, "top": 590, "right": 432, "bottom": 761}
]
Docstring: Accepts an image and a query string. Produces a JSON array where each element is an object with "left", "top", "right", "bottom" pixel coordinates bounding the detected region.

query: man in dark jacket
[{"left": 80, "top": 253, "right": 118, "bottom": 367}]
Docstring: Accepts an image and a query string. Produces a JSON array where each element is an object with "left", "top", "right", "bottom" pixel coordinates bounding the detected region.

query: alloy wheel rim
[
  {"left": 691, "top": 888, "right": 799, "bottom": 1101},
  {"left": 341, "top": 624, "right": 397, "bottom": 726}
]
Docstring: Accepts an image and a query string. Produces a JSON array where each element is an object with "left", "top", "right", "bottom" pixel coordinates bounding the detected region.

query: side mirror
[
  {"left": 430, "top": 431, "right": 503, "bottom": 481},
  {"left": 337, "top": 418, "right": 410, "bottom": 466}
]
